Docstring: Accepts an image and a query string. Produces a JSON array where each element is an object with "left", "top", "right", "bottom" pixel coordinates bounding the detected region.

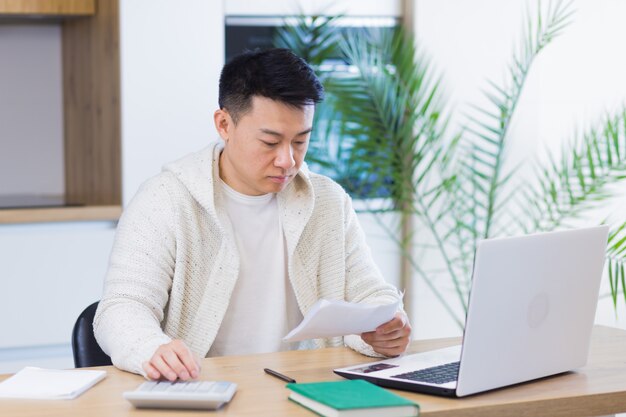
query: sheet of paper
[
  {"left": 0, "top": 367, "right": 106, "bottom": 400},
  {"left": 283, "top": 299, "right": 400, "bottom": 342}
]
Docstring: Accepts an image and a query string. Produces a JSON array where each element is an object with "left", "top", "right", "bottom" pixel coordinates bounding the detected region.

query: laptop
[{"left": 334, "top": 226, "right": 609, "bottom": 397}]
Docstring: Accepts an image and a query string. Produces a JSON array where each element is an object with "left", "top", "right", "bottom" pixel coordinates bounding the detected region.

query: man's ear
[{"left": 214, "top": 109, "right": 232, "bottom": 141}]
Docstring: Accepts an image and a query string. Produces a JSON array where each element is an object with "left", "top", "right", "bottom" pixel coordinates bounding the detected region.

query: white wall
[
  {"left": 412, "top": 0, "right": 626, "bottom": 339},
  {"left": 121, "top": 0, "right": 224, "bottom": 203}
]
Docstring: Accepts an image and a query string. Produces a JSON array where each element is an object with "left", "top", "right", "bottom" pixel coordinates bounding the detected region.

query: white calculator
[{"left": 123, "top": 380, "right": 237, "bottom": 410}]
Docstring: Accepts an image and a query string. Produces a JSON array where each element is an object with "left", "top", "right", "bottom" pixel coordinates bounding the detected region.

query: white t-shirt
[{"left": 207, "top": 180, "right": 303, "bottom": 357}]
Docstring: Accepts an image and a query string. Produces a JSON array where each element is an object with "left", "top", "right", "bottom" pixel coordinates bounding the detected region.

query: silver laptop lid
[{"left": 456, "top": 226, "right": 609, "bottom": 396}]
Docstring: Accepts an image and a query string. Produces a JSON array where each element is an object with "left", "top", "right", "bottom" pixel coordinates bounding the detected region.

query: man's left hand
[{"left": 361, "top": 312, "right": 411, "bottom": 357}]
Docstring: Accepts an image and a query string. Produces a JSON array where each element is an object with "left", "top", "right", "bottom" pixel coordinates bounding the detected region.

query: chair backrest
[{"left": 71, "top": 301, "right": 113, "bottom": 368}]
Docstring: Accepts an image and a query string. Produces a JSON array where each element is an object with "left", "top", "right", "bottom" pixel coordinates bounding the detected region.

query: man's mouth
[{"left": 269, "top": 175, "right": 291, "bottom": 184}]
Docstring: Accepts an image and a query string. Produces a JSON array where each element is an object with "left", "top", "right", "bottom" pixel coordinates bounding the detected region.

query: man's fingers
[
  {"left": 364, "top": 337, "right": 404, "bottom": 349},
  {"left": 363, "top": 328, "right": 406, "bottom": 342},
  {"left": 170, "top": 341, "right": 201, "bottom": 378},
  {"left": 150, "top": 354, "right": 178, "bottom": 381},
  {"left": 146, "top": 340, "right": 201, "bottom": 382},
  {"left": 375, "top": 314, "right": 407, "bottom": 334},
  {"left": 162, "top": 349, "right": 192, "bottom": 380},
  {"left": 363, "top": 324, "right": 410, "bottom": 343},
  {"left": 362, "top": 331, "right": 408, "bottom": 347},
  {"left": 373, "top": 346, "right": 405, "bottom": 357},
  {"left": 142, "top": 361, "right": 161, "bottom": 380},
  {"left": 181, "top": 355, "right": 200, "bottom": 379},
  {"left": 361, "top": 312, "right": 412, "bottom": 357},
  {"left": 365, "top": 335, "right": 409, "bottom": 356},
  {"left": 170, "top": 342, "right": 201, "bottom": 378}
]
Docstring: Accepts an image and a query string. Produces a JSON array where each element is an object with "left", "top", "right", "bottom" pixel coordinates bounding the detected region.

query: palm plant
[
  {"left": 327, "top": 28, "right": 456, "bottom": 322},
  {"left": 275, "top": 1, "right": 626, "bottom": 326},
  {"left": 277, "top": 17, "right": 453, "bottom": 321},
  {"left": 443, "top": 0, "right": 626, "bottom": 322}
]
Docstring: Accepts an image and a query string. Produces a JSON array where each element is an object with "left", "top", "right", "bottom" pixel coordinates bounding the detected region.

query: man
[{"left": 94, "top": 49, "right": 411, "bottom": 381}]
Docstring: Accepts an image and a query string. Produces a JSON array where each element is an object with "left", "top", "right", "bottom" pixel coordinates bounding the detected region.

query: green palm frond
[
  {"left": 274, "top": 14, "right": 343, "bottom": 68},
  {"left": 330, "top": 27, "right": 469, "bottom": 321},
  {"left": 459, "top": 0, "right": 574, "bottom": 239},
  {"left": 303, "top": 94, "right": 345, "bottom": 171},
  {"left": 331, "top": 27, "right": 446, "bottom": 207},
  {"left": 519, "top": 109, "right": 626, "bottom": 232},
  {"left": 607, "top": 222, "right": 626, "bottom": 308}
]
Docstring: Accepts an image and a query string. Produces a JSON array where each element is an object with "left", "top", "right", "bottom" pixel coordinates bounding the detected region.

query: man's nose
[{"left": 275, "top": 144, "right": 296, "bottom": 169}]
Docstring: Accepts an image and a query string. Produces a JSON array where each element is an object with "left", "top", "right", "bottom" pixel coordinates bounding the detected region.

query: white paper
[
  {"left": 283, "top": 299, "right": 400, "bottom": 342},
  {"left": 0, "top": 367, "right": 106, "bottom": 400}
]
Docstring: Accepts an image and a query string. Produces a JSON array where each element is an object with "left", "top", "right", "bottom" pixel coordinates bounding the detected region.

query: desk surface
[{"left": 1, "top": 325, "right": 626, "bottom": 417}]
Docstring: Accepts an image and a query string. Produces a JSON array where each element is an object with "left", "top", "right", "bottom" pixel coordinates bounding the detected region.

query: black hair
[{"left": 218, "top": 48, "right": 324, "bottom": 123}]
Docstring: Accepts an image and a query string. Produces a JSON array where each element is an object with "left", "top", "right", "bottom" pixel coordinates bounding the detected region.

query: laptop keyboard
[{"left": 391, "top": 361, "right": 460, "bottom": 384}]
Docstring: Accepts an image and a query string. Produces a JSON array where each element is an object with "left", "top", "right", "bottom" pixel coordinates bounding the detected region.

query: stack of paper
[
  {"left": 283, "top": 299, "right": 400, "bottom": 342},
  {"left": 0, "top": 367, "right": 106, "bottom": 400}
]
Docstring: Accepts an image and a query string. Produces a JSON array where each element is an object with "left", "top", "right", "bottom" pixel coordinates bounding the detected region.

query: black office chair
[{"left": 71, "top": 301, "right": 113, "bottom": 368}]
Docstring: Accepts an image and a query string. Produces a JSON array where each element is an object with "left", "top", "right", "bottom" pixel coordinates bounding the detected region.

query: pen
[{"left": 264, "top": 368, "right": 296, "bottom": 383}]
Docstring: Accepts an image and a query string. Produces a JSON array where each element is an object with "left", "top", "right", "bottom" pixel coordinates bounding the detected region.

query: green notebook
[{"left": 286, "top": 380, "right": 419, "bottom": 417}]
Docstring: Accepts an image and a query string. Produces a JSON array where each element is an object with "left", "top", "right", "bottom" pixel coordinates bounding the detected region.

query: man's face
[{"left": 215, "top": 96, "right": 314, "bottom": 196}]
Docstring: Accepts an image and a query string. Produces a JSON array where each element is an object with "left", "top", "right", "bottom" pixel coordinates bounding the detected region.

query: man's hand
[
  {"left": 142, "top": 339, "right": 201, "bottom": 381},
  {"left": 361, "top": 312, "right": 411, "bottom": 357}
]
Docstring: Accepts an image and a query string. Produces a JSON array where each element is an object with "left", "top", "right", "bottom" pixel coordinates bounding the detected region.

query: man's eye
[{"left": 262, "top": 141, "right": 278, "bottom": 147}]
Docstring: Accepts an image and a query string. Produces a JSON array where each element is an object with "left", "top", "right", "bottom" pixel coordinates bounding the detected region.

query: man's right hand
[{"left": 142, "top": 339, "right": 201, "bottom": 381}]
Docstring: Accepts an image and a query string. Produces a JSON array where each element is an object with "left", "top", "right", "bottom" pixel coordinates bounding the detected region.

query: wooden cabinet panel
[
  {"left": 0, "top": 206, "right": 121, "bottom": 224},
  {"left": 63, "top": 0, "right": 121, "bottom": 207},
  {"left": 0, "top": 0, "right": 122, "bottom": 223},
  {"left": 0, "top": 0, "right": 95, "bottom": 16}
]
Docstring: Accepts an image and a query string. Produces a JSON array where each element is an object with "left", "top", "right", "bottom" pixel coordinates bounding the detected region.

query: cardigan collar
[
  {"left": 162, "top": 142, "right": 222, "bottom": 221},
  {"left": 163, "top": 140, "right": 316, "bottom": 256}
]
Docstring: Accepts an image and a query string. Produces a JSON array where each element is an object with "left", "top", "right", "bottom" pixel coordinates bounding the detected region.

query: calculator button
[
  {"left": 196, "top": 382, "right": 216, "bottom": 392},
  {"left": 139, "top": 382, "right": 158, "bottom": 391},
  {"left": 168, "top": 382, "right": 189, "bottom": 392},
  {"left": 151, "top": 382, "right": 172, "bottom": 392},
  {"left": 185, "top": 382, "right": 202, "bottom": 391},
  {"left": 213, "top": 382, "right": 231, "bottom": 393}
]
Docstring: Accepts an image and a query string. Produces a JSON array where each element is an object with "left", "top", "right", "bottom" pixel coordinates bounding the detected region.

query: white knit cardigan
[{"left": 94, "top": 141, "right": 403, "bottom": 376}]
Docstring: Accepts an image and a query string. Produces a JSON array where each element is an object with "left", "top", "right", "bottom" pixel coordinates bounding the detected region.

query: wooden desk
[{"left": 1, "top": 325, "right": 625, "bottom": 416}]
